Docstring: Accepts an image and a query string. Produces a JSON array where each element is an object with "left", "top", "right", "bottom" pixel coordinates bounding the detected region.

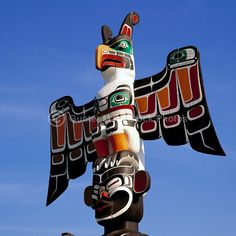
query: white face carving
[
  {"left": 101, "top": 66, "right": 135, "bottom": 85},
  {"left": 92, "top": 168, "right": 135, "bottom": 222},
  {"left": 90, "top": 152, "right": 140, "bottom": 224}
]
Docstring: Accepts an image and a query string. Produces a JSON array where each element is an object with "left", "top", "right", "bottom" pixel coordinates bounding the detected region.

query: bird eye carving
[{"left": 119, "top": 41, "right": 128, "bottom": 49}]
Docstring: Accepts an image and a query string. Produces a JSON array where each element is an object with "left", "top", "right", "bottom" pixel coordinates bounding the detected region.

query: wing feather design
[
  {"left": 46, "top": 96, "right": 97, "bottom": 206},
  {"left": 134, "top": 46, "right": 225, "bottom": 156}
]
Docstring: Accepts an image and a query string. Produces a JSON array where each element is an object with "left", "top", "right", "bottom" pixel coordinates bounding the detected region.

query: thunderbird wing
[
  {"left": 134, "top": 46, "right": 225, "bottom": 156},
  {"left": 46, "top": 96, "right": 97, "bottom": 206}
]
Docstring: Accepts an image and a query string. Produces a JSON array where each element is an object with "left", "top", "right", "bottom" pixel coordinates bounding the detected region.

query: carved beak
[{"left": 96, "top": 45, "right": 125, "bottom": 71}]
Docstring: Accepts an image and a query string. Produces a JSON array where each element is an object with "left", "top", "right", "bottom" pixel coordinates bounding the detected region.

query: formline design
[{"left": 46, "top": 12, "right": 225, "bottom": 236}]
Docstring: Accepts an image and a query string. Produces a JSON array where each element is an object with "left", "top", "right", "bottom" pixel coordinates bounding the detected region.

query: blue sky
[{"left": 0, "top": 0, "right": 235, "bottom": 235}]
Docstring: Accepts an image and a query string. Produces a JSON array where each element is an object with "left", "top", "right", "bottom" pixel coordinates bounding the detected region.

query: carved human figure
[{"left": 92, "top": 12, "right": 145, "bottom": 170}]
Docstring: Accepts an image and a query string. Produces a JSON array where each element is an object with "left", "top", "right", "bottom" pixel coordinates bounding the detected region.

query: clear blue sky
[{"left": 0, "top": 1, "right": 235, "bottom": 236}]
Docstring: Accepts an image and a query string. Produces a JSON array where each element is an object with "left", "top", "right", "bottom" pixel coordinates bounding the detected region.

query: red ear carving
[
  {"left": 120, "top": 25, "right": 132, "bottom": 38},
  {"left": 84, "top": 186, "right": 94, "bottom": 207},
  {"left": 119, "top": 12, "right": 140, "bottom": 38},
  {"left": 133, "top": 170, "right": 151, "bottom": 195}
]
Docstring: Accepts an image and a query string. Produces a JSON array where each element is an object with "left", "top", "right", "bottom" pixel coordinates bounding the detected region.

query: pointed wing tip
[
  {"left": 46, "top": 196, "right": 53, "bottom": 206},
  {"left": 46, "top": 199, "right": 52, "bottom": 207},
  {"left": 195, "top": 148, "right": 226, "bottom": 157},
  {"left": 219, "top": 151, "right": 227, "bottom": 157},
  {"left": 211, "top": 151, "right": 227, "bottom": 157},
  {"left": 212, "top": 147, "right": 226, "bottom": 157},
  {"left": 46, "top": 188, "right": 65, "bottom": 207}
]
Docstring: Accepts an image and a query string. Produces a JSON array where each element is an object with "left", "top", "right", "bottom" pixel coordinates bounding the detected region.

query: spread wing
[
  {"left": 46, "top": 96, "right": 97, "bottom": 206},
  {"left": 134, "top": 46, "right": 225, "bottom": 156}
]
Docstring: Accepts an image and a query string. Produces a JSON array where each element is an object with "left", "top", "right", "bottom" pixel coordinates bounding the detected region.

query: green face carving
[
  {"left": 110, "top": 39, "right": 133, "bottom": 55},
  {"left": 110, "top": 91, "right": 131, "bottom": 107}
]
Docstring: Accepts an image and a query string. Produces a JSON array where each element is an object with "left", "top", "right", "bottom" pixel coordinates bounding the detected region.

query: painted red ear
[
  {"left": 84, "top": 186, "right": 94, "bottom": 207},
  {"left": 133, "top": 170, "right": 151, "bottom": 195},
  {"left": 119, "top": 12, "right": 140, "bottom": 38}
]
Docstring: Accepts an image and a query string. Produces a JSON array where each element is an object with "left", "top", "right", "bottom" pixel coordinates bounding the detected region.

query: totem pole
[{"left": 47, "top": 12, "right": 225, "bottom": 236}]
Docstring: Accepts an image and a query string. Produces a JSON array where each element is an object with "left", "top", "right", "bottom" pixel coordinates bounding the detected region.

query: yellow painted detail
[
  {"left": 96, "top": 44, "right": 112, "bottom": 69},
  {"left": 157, "top": 87, "right": 169, "bottom": 109},
  {"left": 177, "top": 68, "right": 192, "bottom": 102},
  {"left": 136, "top": 97, "right": 148, "bottom": 113},
  {"left": 109, "top": 133, "right": 129, "bottom": 152}
]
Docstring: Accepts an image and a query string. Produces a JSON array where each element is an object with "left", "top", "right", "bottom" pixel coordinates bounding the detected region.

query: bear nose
[{"left": 101, "top": 191, "right": 109, "bottom": 200}]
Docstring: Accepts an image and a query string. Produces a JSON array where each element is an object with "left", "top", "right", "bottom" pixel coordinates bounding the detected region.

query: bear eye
[{"left": 106, "top": 177, "right": 122, "bottom": 192}]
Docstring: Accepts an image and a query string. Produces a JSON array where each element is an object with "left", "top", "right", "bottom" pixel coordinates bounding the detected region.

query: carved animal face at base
[{"left": 84, "top": 151, "right": 150, "bottom": 226}]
